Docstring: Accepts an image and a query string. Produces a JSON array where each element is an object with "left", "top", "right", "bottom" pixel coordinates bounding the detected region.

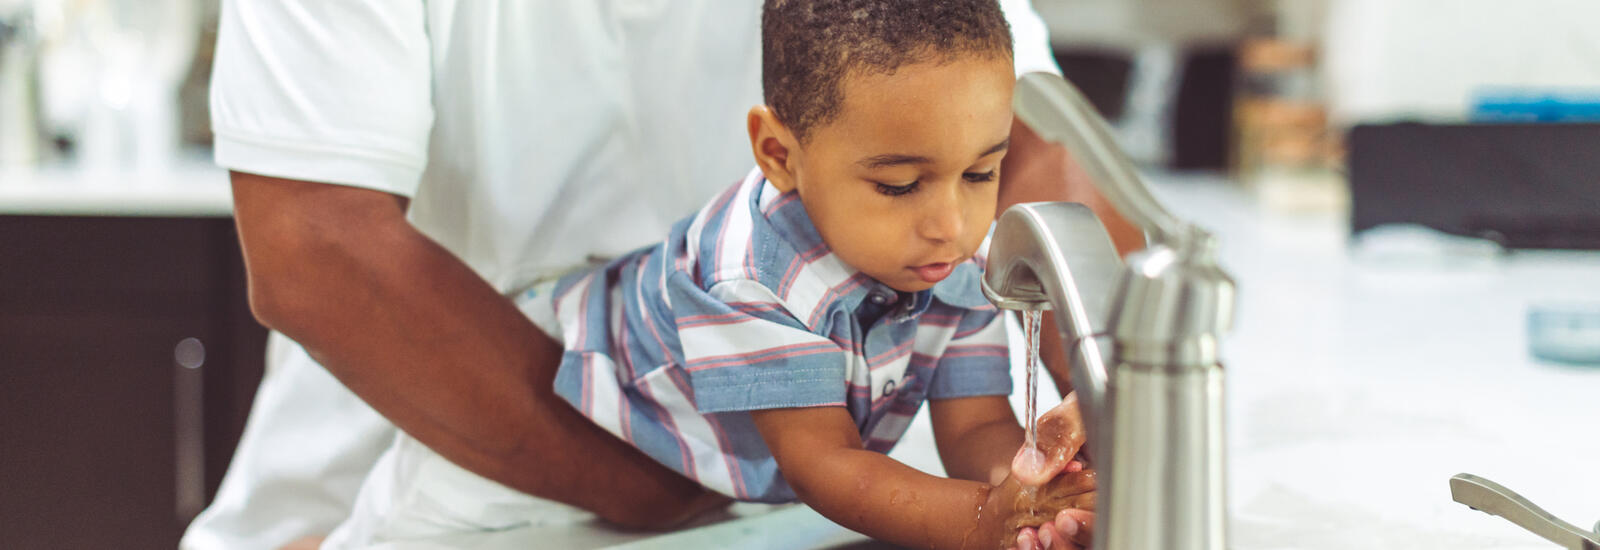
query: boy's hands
[
  {"left": 750, "top": 393, "right": 1097, "bottom": 549},
  {"left": 931, "top": 393, "right": 1096, "bottom": 549},
  {"left": 1004, "top": 393, "right": 1098, "bottom": 550},
  {"left": 971, "top": 469, "right": 1096, "bottom": 550},
  {"left": 1012, "top": 393, "right": 1089, "bottom": 486},
  {"left": 972, "top": 474, "right": 1025, "bottom": 549},
  {"left": 1012, "top": 509, "right": 1095, "bottom": 550}
]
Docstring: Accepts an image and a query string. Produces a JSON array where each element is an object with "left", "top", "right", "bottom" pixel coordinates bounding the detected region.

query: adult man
[{"left": 184, "top": 2, "right": 1138, "bottom": 549}]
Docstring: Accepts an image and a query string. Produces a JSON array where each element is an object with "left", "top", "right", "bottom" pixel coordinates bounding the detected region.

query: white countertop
[
  {"left": 0, "top": 159, "right": 233, "bottom": 217},
  {"left": 1181, "top": 176, "right": 1600, "bottom": 550},
  {"left": 332, "top": 174, "right": 1600, "bottom": 549}
]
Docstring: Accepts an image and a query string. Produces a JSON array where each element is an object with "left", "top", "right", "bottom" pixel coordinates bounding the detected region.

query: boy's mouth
[{"left": 911, "top": 262, "right": 955, "bottom": 283}]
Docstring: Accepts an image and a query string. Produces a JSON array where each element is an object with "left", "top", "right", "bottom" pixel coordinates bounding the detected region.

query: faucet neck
[{"left": 1108, "top": 230, "right": 1234, "bottom": 369}]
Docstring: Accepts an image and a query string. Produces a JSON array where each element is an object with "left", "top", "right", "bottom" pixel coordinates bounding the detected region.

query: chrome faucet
[
  {"left": 983, "top": 73, "right": 1235, "bottom": 550},
  {"left": 1450, "top": 473, "right": 1600, "bottom": 549}
]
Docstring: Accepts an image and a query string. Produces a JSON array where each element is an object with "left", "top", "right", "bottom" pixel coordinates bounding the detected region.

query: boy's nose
[{"left": 917, "top": 187, "right": 965, "bottom": 244}]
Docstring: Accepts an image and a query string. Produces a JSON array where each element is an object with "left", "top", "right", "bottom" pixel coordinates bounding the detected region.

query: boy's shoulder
[{"left": 675, "top": 167, "right": 827, "bottom": 293}]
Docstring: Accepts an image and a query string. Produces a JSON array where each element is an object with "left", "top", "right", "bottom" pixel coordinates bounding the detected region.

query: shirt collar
[
  {"left": 755, "top": 177, "right": 884, "bottom": 315},
  {"left": 929, "top": 261, "right": 994, "bottom": 310}
]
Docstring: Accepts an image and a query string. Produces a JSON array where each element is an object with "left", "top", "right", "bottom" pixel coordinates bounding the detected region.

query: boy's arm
[
  {"left": 933, "top": 395, "right": 1098, "bottom": 550},
  {"left": 929, "top": 395, "right": 1026, "bottom": 485},
  {"left": 751, "top": 406, "right": 1015, "bottom": 550}
]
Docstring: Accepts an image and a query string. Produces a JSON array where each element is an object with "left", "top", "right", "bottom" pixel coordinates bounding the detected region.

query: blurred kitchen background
[{"left": 3, "top": 0, "right": 1599, "bottom": 548}]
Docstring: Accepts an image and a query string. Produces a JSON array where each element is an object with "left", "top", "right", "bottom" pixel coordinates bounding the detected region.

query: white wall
[
  {"left": 1035, "top": 0, "right": 1269, "bottom": 49},
  {"left": 1324, "top": 0, "right": 1600, "bottom": 125}
]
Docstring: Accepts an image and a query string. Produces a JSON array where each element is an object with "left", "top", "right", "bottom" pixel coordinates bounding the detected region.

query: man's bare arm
[{"left": 230, "top": 172, "right": 718, "bottom": 527}]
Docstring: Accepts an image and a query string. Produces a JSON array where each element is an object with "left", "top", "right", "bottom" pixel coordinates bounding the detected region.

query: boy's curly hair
[{"left": 762, "top": 0, "right": 1014, "bottom": 142}]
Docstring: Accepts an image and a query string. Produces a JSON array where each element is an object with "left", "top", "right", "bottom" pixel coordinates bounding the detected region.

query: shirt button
[{"left": 870, "top": 293, "right": 889, "bottom": 305}]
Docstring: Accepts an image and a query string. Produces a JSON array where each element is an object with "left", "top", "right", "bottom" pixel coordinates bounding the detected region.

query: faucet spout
[
  {"left": 980, "top": 202, "right": 1120, "bottom": 459},
  {"left": 985, "top": 73, "right": 1235, "bottom": 550}
]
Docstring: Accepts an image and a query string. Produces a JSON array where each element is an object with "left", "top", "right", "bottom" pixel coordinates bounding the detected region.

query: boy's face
[{"left": 764, "top": 56, "right": 1016, "bottom": 293}]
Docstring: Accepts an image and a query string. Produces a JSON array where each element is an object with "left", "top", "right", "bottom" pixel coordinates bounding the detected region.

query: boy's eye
[
  {"left": 875, "top": 181, "right": 920, "bottom": 197},
  {"left": 963, "top": 170, "right": 998, "bottom": 183}
]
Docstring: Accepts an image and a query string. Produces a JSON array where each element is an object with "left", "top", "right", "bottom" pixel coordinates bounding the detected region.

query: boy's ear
[{"left": 747, "top": 106, "right": 799, "bottom": 193}]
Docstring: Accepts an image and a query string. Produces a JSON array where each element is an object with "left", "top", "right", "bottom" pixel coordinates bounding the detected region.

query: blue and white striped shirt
[{"left": 538, "top": 167, "right": 1011, "bottom": 502}]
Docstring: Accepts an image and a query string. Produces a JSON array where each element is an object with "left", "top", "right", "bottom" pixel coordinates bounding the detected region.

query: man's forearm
[
  {"left": 231, "top": 173, "right": 559, "bottom": 495},
  {"left": 273, "top": 221, "right": 546, "bottom": 459},
  {"left": 233, "top": 175, "right": 727, "bottom": 528}
]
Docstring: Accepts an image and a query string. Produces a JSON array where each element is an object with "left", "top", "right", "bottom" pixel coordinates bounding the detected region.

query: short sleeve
[
  {"left": 1000, "top": 0, "right": 1064, "bottom": 77},
  {"left": 210, "top": 0, "right": 434, "bottom": 196},
  {"left": 927, "top": 308, "right": 1014, "bottom": 400},
  {"left": 668, "top": 276, "right": 849, "bottom": 414}
]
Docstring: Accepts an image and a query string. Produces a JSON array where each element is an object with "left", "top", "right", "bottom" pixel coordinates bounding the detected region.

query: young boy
[{"left": 325, "top": 1, "right": 1093, "bottom": 548}]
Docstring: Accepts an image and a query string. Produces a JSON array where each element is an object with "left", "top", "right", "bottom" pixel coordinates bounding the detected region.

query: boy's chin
[{"left": 878, "top": 273, "right": 938, "bottom": 294}]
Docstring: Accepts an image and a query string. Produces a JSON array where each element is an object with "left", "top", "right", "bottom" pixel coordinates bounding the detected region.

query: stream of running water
[{"left": 1022, "top": 309, "right": 1043, "bottom": 450}]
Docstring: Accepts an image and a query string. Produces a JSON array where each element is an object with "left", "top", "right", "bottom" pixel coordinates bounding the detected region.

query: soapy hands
[{"left": 1005, "top": 393, "right": 1097, "bottom": 550}]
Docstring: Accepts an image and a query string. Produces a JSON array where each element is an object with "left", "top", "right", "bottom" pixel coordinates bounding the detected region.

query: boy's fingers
[
  {"left": 1057, "top": 508, "right": 1096, "bottom": 547},
  {"left": 1015, "top": 527, "right": 1040, "bottom": 550},
  {"left": 1053, "top": 512, "right": 1078, "bottom": 538},
  {"left": 1038, "top": 523, "right": 1080, "bottom": 550},
  {"left": 1044, "top": 469, "right": 1097, "bottom": 498},
  {"left": 1035, "top": 393, "right": 1087, "bottom": 468},
  {"left": 1016, "top": 447, "right": 1096, "bottom": 486}
]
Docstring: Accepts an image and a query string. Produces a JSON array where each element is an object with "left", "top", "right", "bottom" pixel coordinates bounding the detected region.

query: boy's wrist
[
  {"left": 968, "top": 476, "right": 1022, "bottom": 550},
  {"left": 988, "top": 463, "right": 1011, "bottom": 486}
]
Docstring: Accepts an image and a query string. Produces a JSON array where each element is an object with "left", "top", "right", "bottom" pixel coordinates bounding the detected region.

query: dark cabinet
[{"left": 0, "top": 216, "right": 267, "bottom": 549}]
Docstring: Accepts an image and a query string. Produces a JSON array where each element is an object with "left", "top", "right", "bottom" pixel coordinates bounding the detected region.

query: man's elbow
[
  {"left": 598, "top": 492, "right": 728, "bottom": 531},
  {"left": 242, "top": 263, "right": 317, "bottom": 337},
  {"left": 243, "top": 268, "right": 307, "bottom": 335},
  {"left": 229, "top": 171, "right": 412, "bottom": 337},
  {"left": 238, "top": 230, "right": 351, "bottom": 338}
]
